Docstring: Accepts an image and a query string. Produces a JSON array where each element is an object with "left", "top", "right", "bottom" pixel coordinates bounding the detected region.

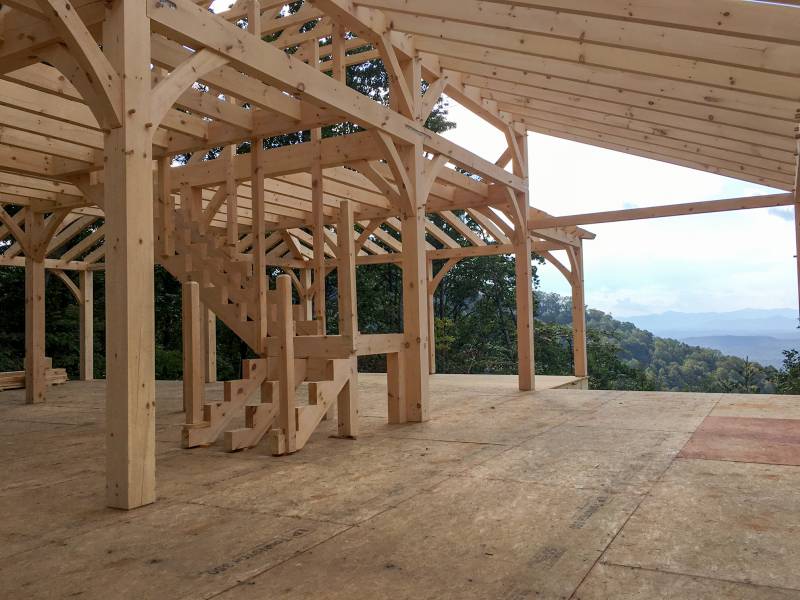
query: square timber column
[
  {"left": 401, "top": 144, "right": 430, "bottom": 422},
  {"left": 570, "top": 244, "right": 588, "bottom": 379},
  {"left": 336, "top": 200, "right": 359, "bottom": 437},
  {"left": 24, "top": 230, "right": 46, "bottom": 404},
  {"left": 510, "top": 129, "right": 535, "bottom": 391},
  {"left": 182, "top": 281, "right": 204, "bottom": 423},
  {"left": 515, "top": 235, "right": 535, "bottom": 391},
  {"left": 103, "top": 0, "right": 156, "bottom": 509}
]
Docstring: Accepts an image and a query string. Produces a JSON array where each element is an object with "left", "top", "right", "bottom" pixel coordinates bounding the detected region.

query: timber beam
[{"left": 528, "top": 193, "right": 795, "bottom": 229}]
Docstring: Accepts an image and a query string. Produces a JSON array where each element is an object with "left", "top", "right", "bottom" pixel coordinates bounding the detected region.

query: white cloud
[{"left": 769, "top": 207, "right": 795, "bottom": 222}]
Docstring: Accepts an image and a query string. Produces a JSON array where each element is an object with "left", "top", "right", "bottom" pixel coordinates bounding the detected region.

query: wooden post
[
  {"left": 795, "top": 204, "right": 800, "bottom": 320},
  {"left": 508, "top": 128, "right": 535, "bottom": 391},
  {"left": 515, "top": 235, "right": 535, "bottom": 391},
  {"left": 158, "top": 157, "right": 174, "bottom": 259},
  {"left": 331, "top": 22, "right": 346, "bottom": 84},
  {"left": 338, "top": 201, "right": 358, "bottom": 340},
  {"left": 103, "top": 0, "right": 155, "bottom": 509},
  {"left": 570, "top": 244, "right": 588, "bottom": 378},
  {"left": 24, "top": 217, "right": 46, "bottom": 404},
  {"left": 380, "top": 48, "right": 430, "bottom": 420},
  {"left": 275, "top": 274, "right": 296, "bottom": 454},
  {"left": 251, "top": 137, "right": 269, "bottom": 353},
  {"left": 312, "top": 144, "right": 326, "bottom": 330},
  {"left": 203, "top": 305, "right": 217, "bottom": 383},
  {"left": 247, "top": 0, "right": 260, "bottom": 36},
  {"left": 182, "top": 281, "right": 204, "bottom": 423},
  {"left": 245, "top": 6, "right": 265, "bottom": 414},
  {"left": 224, "top": 144, "right": 238, "bottom": 252},
  {"left": 387, "top": 351, "right": 406, "bottom": 424},
  {"left": 401, "top": 144, "right": 430, "bottom": 422},
  {"left": 79, "top": 270, "right": 94, "bottom": 381},
  {"left": 794, "top": 119, "right": 800, "bottom": 321},
  {"left": 337, "top": 200, "right": 358, "bottom": 438},
  {"left": 302, "top": 268, "right": 314, "bottom": 319},
  {"left": 427, "top": 259, "right": 436, "bottom": 374}
]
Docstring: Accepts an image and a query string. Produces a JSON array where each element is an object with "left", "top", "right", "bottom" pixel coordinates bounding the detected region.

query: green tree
[{"left": 775, "top": 349, "right": 800, "bottom": 394}]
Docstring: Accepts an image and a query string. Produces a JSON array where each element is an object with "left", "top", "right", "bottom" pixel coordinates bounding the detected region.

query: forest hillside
[
  {"left": 0, "top": 260, "right": 794, "bottom": 395},
  {"left": 535, "top": 293, "right": 780, "bottom": 393}
]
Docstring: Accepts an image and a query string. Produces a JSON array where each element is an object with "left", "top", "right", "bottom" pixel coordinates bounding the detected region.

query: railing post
[
  {"left": 271, "top": 274, "right": 296, "bottom": 454},
  {"left": 182, "top": 281, "right": 204, "bottom": 425}
]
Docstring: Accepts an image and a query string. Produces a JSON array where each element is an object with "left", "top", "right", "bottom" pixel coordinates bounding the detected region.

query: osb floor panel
[{"left": 2, "top": 376, "right": 800, "bottom": 600}]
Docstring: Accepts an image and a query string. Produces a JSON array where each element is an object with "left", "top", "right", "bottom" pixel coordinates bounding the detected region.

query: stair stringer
[
  {"left": 270, "top": 357, "right": 355, "bottom": 455},
  {"left": 182, "top": 358, "right": 268, "bottom": 448}
]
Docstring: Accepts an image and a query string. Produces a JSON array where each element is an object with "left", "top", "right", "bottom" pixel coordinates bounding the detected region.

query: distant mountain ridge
[
  {"left": 681, "top": 335, "right": 798, "bottom": 368},
  {"left": 622, "top": 309, "right": 800, "bottom": 368},
  {"left": 624, "top": 308, "right": 798, "bottom": 339},
  {"left": 535, "top": 294, "right": 779, "bottom": 393}
]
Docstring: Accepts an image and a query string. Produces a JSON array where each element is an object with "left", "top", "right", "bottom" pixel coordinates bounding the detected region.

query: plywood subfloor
[{"left": 1, "top": 377, "right": 799, "bottom": 599}]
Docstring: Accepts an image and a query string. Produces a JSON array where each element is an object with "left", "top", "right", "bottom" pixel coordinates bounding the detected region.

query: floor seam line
[
  {"left": 676, "top": 456, "right": 800, "bottom": 469},
  {"left": 601, "top": 562, "right": 800, "bottom": 593},
  {"left": 181, "top": 498, "right": 356, "bottom": 527},
  {"left": 566, "top": 439, "right": 683, "bottom": 600},
  {"left": 382, "top": 435, "right": 508, "bottom": 446},
  {"left": 203, "top": 524, "right": 358, "bottom": 600}
]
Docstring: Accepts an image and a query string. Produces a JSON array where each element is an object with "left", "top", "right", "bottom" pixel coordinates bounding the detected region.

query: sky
[{"left": 442, "top": 100, "right": 797, "bottom": 318}]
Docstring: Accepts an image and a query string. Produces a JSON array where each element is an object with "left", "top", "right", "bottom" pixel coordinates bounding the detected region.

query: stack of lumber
[{"left": 0, "top": 368, "right": 69, "bottom": 391}]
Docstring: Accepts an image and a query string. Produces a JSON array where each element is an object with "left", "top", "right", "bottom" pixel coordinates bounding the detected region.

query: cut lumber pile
[{"left": 0, "top": 368, "right": 69, "bottom": 392}]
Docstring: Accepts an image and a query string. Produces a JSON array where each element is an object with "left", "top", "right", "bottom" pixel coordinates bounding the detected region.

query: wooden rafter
[{"left": 34, "top": 0, "right": 122, "bottom": 128}]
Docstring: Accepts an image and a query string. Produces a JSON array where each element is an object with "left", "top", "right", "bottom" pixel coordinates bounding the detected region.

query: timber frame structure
[{"left": 0, "top": 0, "right": 798, "bottom": 509}]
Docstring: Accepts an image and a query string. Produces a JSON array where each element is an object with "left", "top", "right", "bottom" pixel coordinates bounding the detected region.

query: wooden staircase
[{"left": 156, "top": 195, "right": 358, "bottom": 455}]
